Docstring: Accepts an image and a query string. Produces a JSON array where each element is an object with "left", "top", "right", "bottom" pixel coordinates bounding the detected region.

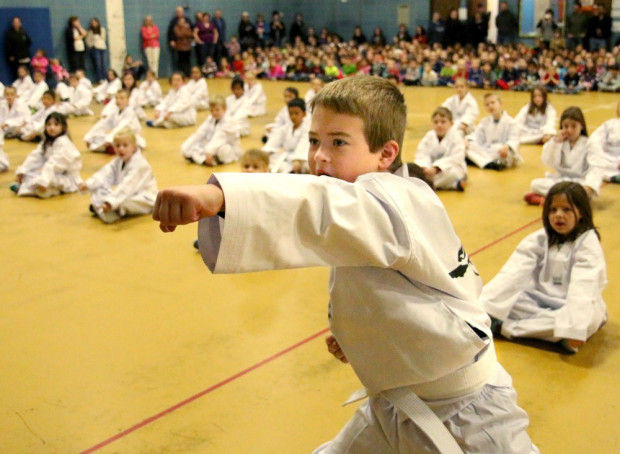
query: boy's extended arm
[{"left": 153, "top": 184, "right": 225, "bottom": 232}]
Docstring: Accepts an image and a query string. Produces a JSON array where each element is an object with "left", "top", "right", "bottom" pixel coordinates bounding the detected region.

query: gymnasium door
[{"left": 0, "top": 8, "right": 53, "bottom": 84}]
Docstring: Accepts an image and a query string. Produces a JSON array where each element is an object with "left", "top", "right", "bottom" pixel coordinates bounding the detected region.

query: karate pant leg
[
  {"left": 433, "top": 166, "right": 465, "bottom": 190},
  {"left": 0, "top": 150, "right": 8, "bottom": 172},
  {"left": 501, "top": 296, "right": 559, "bottom": 342},
  {"left": 214, "top": 144, "right": 241, "bottom": 164},
  {"left": 530, "top": 177, "right": 557, "bottom": 195},
  {"left": 166, "top": 112, "right": 196, "bottom": 128},
  {"left": 95, "top": 207, "right": 122, "bottom": 224},
  {"left": 119, "top": 195, "right": 154, "bottom": 217},
  {"left": 18, "top": 176, "right": 61, "bottom": 198},
  {"left": 519, "top": 133, "right": 544, "bottom": 144},
  {"left": 466, "top": 144, "right": 494, "bottom": 168}
]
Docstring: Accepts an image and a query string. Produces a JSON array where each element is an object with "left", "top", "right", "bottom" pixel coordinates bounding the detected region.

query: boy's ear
[{"left": 377, "top": 140, "right": 399, "bottom": 171}]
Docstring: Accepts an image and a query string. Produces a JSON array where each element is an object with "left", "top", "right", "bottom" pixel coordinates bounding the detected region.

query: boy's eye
[
  {"left": 333, "top": 139, "right": 346, "bottom": 147},
  {"left": 309, "top": 138, "right": 319, "bottom": 146}
]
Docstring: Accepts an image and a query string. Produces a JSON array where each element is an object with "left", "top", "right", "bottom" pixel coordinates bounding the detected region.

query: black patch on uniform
[{"left": 449, "top": 246, "right": 479, "bottom": 278}]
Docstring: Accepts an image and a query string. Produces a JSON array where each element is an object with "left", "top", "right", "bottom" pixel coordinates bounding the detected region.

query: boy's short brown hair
[
  {"left": 431, "top": 106, "right": 452, "bottom": 121},
  {"left": 113, "top": 127, "right": 137, "bottom": 144},
  {"left": 209, "top": 95, "right": 226, "bottom": 108},
  {"left": 311, "top": 75, "right": 406, "bottom": 171},
  {"left": 240, "top": 149, "right": 269, "bottom": 168}
]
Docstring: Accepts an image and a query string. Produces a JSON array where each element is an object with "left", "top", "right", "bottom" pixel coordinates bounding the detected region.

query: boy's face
[
  {"left": 308, "top": 107, "right": 393, "bottom": 183},
  {"left": 69, "top": 77, "right": 78, "bottom": 87},
  {"left": 211, "top": 104, "right": 225, "bottom": 120},
  {"left": 232, "top": 85, "right": 244, "bottom": 98},
  {"left": 484, "top": 96, "right": 502, "bottom": 116},
  {"left": 241, "top": 159, "right": 268, "bottom": 173},
  {"left": 171, "top": 75, "right": 183, "bottom": 89},
  {"left": 288, "top": 106, "right": 305, "bottom": 127},
  {"left": 115, "top": 93, "right": 129, "bottom": 109},
  {"left": 113, "top": 135, "right": 137, "bottom": 163},
  {"left": 41, "top": 94, "right": 55, "bottom": 108},
  {"left": 4, "top": 89, "right": 17, "bottom": 104},
  {"left": 432, "top": 115, "right": 452, "bottom": 137},
  {"left": 17, "top": 67, "right": 26, "bottom": 78},
  {"left": 191, "top": 67, "right": 201, "bottom": 80},
  {"left": 455, "top": 80, "right": 467, "bottom": 98},
  {"left": 34, "top": 72, "right": 44, "bottom": 82}
]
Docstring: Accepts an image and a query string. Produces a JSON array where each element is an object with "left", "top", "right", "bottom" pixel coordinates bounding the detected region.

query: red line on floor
[
  {"left": 82, "top": 217, "right": 540, "bottom": 452},
  {"left": 81, "top": 327, "right": 330, "bottom": 453}
]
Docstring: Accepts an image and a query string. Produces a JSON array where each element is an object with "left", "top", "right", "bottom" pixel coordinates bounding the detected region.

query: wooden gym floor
[{"left": 0, "top": 79, "right": 618, "bottom": 453}]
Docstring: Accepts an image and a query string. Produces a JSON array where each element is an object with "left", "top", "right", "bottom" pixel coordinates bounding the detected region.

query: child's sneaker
[
  {"left": 146, "top": 120, "right": 155, "bottom": 127},
  {"left": 193, "top": 239, "right": 199, "bottom": 250},
  {"left": 9, "top": 183, "right": 20, "bottom": 193},
  {"left": 490, "top": 316, "right": 503, "bottom": 337},
  {"left": 524, "top": 192, "right": 545, "bottom": 206},
  {"left": 456, "top": 179, "right": 467, "bottom": 192},
  {"left": 484, "top": 160, "right": 505, "bottom": 171}
]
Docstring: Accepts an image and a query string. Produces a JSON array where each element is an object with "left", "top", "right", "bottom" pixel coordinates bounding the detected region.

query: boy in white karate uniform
[
  {"left": 12, "top": 65, "right": 34, "bottom": 99},
  {"left": 244, "top": 72, "right": 267, "bottom": 117},
  {"left": 24, "top": 70, "right": 49, "bottom": 111},
  {"left": 186, "top": 66, "right": 209, "bottom": 110},
  {"left": 181, "top": 95, "right": 241, "bottom": 166},
  {"left": 19, "top": 90, "right": 60, "bottom": 141},
  {"left": 514, "top": 87, "right": 557, "bottom": 144},
  {"left": 262, "top": 97, "right": 310, "bottom": 173},
  {"left": 466, "top": 93, "right": 521, "bottom": 170},
  {"left": 57, "top": 73, "right": 93, "bottom": 117},
  {"left": 442, "top": 77, "right": 479, "bottom": 135},
  {"left": 0, "top": 86, "right": 31, "bottom": 138},
  {"left": 224, "top": 77, "right": 250, "bottom": 137},
  {"left": 262, "top": 86, "right": 297, "bottom": 143},
  {"left": 85, "top": 90, "right": 146, "bottom": 153},
  {"left": 153, "top": 76, "right": 538, "bottom": 454},
  {"left": 138, "top": 70, "right": 162, "bottom": 108},
  {"left": 414, "top": 106, "right": 467, "bottom": 191},
  {"left": 589, "top": 101, "right": 620, "bottom": 183},
  {"left": 147, "top": 72, "right": 196, "bottom": 129},
  {"left": 93, "top": 69, "right": 122, "bottom": 103},
  {"left": 80, "top": 128, "right": 157, "bottom": 224}
]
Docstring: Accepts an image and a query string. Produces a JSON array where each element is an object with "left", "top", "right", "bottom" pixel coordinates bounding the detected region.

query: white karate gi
[
  {"left": 186, "top": 78, "right": 209, "bottom": 110},
  {"left": 442, "top": 92, "right": 479, "bottom": 134},
  {"left": 197, "top": 172, "right": 538, "bottom": 454},
  {"left": 138, "top": 80, "right": 163, "bottom": 107},
  {"left": 0, "top": 132, "right": 8, "bottom": 172},
  {"left": 224, "top": 94, "right": 250, "bottom": 136},
  {"left": 55, "top": 82, "right": 72, "bottom": 101},
  {"left": 514, "top": 103, "right": 557, "bottom": 144},
  {"left": 244, "top": 82, "right": 267, "bottom": 117},
  {"left": 84, "top": 105, "right": 146, "bottom": 150},
  {"left": 1, "top": 98, "right": 31, "bottom": 137},
  {"left": 57, "top": 83, "right": 93, "bottom": 116},
  {"left": 12, "top": 75, "right": 34, "bottom": 98},
  {"left": 262, "top": 118, "right": 310, "bottom": 173},
  {"left": 94, "top": 78, "right": 122, "bottom": 103},
  {"left": 181, "top": 116, "right": 241, "bottom": 165},
  {"left": 23, "top": 80, "right": 49, "bottom": 110},
  {"left": 265, "top": 105, "right": 291, "bottom": 134},
  {"left": 153, "top": 84, "right": 196, "bottom": 128},
  {"left": 84, "top": 149, "right": 157, "bottom": 223},
  {"left": 414, "top": 127, "right": 467, "bottom": 189},
  {"left": 0, "top": 81, "right": 4, "bottom": 98},
  {"left": 482, "top": 228, "right": 607, "bottom": 342},
  {"left": 467, "top": 111, "right": 522, "bottom": 168},
  {"left": 101, "top": 88, "right": 146, "bottom": 120},
  {"left": 19, "top": 104, "right": 60, "bottom": 139},
  {"left": 15, "top": 135, "right": 82, "bottom": 198},
  {"left": 530, "top": 136, "right": 603, "bottom": 195},
  {"left": 589, "top": 118, "right": 620, "bottom": 181}
]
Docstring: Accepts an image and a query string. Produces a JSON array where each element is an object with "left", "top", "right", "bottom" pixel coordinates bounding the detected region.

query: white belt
[{"left": 343, "top": 345, "right": 497, "bottom": 454}]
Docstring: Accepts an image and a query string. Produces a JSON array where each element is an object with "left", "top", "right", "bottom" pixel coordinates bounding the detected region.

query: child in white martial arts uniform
[
  {"left": 304, "top": 77, "right": 324, "bottom": 113},
  {"left": 244, "top": 72, "right": 267, "bottom": 117},
  {"left": 80, "top": 128, "right": 157, "bottom": 224},
  {"left": 57, "top": 73, "right": 93, "bottom": 117},
  {"left": 147, "top": 72, "right": 196, "bottom": 129},
  {"left": 262, "top": 98, "right": 310, "bottom": 174},
  {"left": 12, "top": 65, "right": 34, "bottom": 99},
  {"left": 442, "top": 77, "right": 479, "bottom": 135},
  {"left": 482, "top": 182, "right": 607, "bottom": 354},
  {"left": 11, "top": 112, "right": 82, "bottom": 198},
  {"left": 589, "top": 101, "right": 620, "bottom": 183},
  {"left": 93, "top": 69, "right": 122, "bottom": 103},
  {"left": 514, "top": 86, "right": 557, "bottom": 144},
  {"left": 224, "top": 77, "right": 250, "bottom": 137},
  {"left": 466, "top": 93, "right": 521, "bottom": 170},
  {"left": 153, "top": 76, "right": 539, "bottom": 454},
  {"left": 101, "top": 71, "right": 145, "bottom": 120},
  {"left": 0, "top": 132, "right": 7, "bottom": 172},
  {"left": 524, "top": 106, "right": 603, "bottom": 206},
  {"left": 85, "top": 90, "right": 146, "bottom": 153},
  {"left": 138, "top": 70, "right": 162, "bottom": 108},
  {"left": 19, "top": 90, "right": 60, "bottom": 142},
  {"left": 0, "top": 86, "right": 31, "bottom": 138},
  {"left": 186, "top": 66, "right": 209, "bottom": 110},
  {"left": 25, "top": 70, "right": 49, "bottom": 111},
  {"left": 181, "top": 95, "right": 241, "bottom": 166},
  {"left": 414, "top": 106, "right": 467, "bottom": 191},
  {"left": 262, "top": 86, "right": 297, "bottom": 143}
]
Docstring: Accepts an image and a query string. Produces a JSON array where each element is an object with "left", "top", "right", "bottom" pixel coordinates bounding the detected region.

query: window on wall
[{"left": 398, "top": 4, "right": 410, "bottom": 27}]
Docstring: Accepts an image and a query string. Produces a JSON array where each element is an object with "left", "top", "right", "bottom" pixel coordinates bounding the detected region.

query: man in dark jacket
[
  {"left": 289, "top": 14, "right": 306, "bottom": 44},
  {"left": 238, "top": 12, "right": 257, "bottom": 51},
  {"left": 587, "top": 4, "right": 611, "bottom": 51},
  {"left": 565, "top": 1, "right": 588, "bottom": 50},
  {"left": 213, "top": 9, "right": 227, "bottom": 62},
  {"left": 428, "top": 12, "right": 445, "bottom": 46},
  {"left": 5, "top": 17, "right": 32, "bottom": 79},
  {"left": 167, "top": 6, "right": 191, "bottom": 72},
  {"left": 495, "top": 1, "right": 518, "bottom": 45}
]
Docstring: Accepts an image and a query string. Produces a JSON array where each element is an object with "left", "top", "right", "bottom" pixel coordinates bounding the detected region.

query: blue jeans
[
  {"left": 589, "top": 38, "right": 607, "bottom": 51},
  {"left": 90, "top": 48, "right": 106, "bottom": 82}
]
